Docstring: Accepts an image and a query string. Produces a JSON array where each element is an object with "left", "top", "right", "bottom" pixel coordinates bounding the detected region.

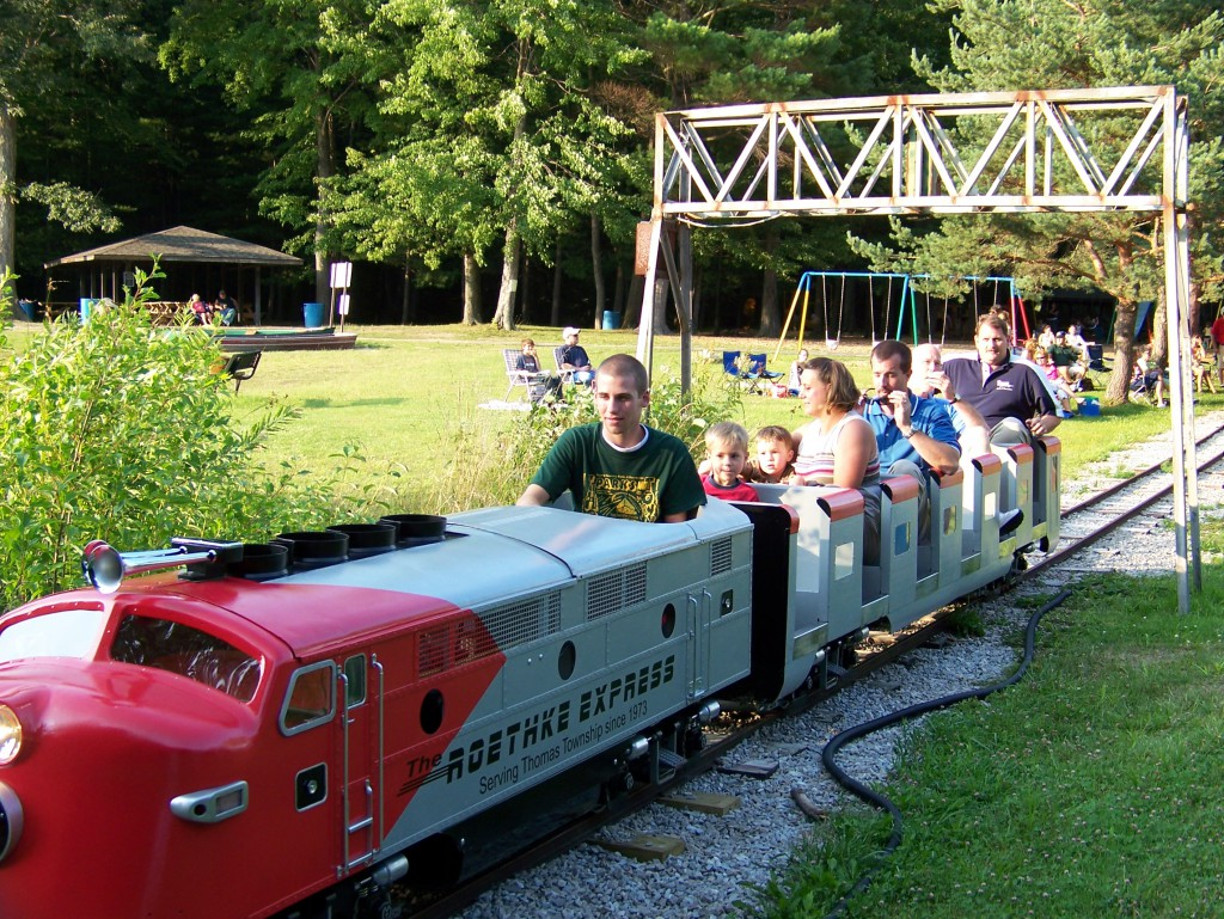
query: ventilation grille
[
  {"left": 484, "top": 593, "right": 561, "bottom": 650},
  {"left": 710, "top": 536, "right": 733, "bottom": 576},
  {"left": 587, "top": 563, "right": 647, "bottom": 621},
  {"left": 417, "top": 594, "right": 562, "bottom": 676}
]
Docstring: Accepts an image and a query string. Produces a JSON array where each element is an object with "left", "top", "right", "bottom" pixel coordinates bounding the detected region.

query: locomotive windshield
[
  {"left": 110, "top": 615, "right": 261, "bottom": 703},
  {"left": 0, "top": 607, "right": 109, "bottom": 663}
]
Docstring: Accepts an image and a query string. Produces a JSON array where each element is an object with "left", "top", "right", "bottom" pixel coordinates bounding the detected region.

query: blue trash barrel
[
  {"left": 602, "top": 310, "right": 621, "bottom": 330},
  {"left": 79, "top": 298, "right": 99, "bottom": 321},
  {"left": 303, "top": 302, "right": 325, "bottom": 327}
]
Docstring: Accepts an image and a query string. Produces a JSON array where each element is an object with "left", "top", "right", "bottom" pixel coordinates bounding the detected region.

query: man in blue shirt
[{"left": 863, "top": 341, "right": 960, "bottom": 541}]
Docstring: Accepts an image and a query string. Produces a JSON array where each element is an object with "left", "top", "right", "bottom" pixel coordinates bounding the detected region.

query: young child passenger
[
  {"left": 745, "top": 425, "right": 796, "bottom": 484},
  {"left": 701, "top": 421, "right": 759, "bottom": 501}
]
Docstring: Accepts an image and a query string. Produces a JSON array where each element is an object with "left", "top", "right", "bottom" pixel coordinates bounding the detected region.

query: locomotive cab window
[
  {"left": 280, "top": 662, "right": 336, "bottom": 735},
  {"left": 342, "top": 655, "right": 366, "bottom": 707},
  {"left": 0, "top": 607, "right": 108, "bottom": 663},
  {"left": 109, "top": 615, "right": 261, "bottom": 703}
]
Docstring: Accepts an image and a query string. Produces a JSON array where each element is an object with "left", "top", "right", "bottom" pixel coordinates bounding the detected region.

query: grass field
[
  {"left": 222, "top": 322, "right": 1214, "bottom": 515},
  {"left": 748, "top": 533, "right": 1224, "bottom": 919}
]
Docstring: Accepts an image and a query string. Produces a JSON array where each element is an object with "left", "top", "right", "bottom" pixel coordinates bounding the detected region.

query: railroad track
[{"left": 399, "top": 423, "right": 1224, "bottom": 919}]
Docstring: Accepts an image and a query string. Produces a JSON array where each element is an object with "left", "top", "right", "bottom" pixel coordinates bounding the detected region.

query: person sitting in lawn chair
[{"left": 514, "top": 339, "right": 563, "bottom": 403}]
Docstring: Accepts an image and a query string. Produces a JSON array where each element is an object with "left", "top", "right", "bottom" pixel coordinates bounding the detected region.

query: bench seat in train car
[
  {"left": 1033, "top": 436, "right": 1062, "bottom": 551},
  {"left": 995, "top": 442, "right": 1036, "bottom": 550},
  {"left": 751, "top": 483, "right": 868, "bottom": 691},
  {"left": 863, "top": 474, "right": 919, "bottom": 629}
]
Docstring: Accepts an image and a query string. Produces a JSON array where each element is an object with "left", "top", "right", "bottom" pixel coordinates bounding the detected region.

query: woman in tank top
[
  {"left": 789, "top": 357, "right": 880, "bottom": 488},
  {"left": 788, "top": 356, "right": 881, "bottom": 562}
]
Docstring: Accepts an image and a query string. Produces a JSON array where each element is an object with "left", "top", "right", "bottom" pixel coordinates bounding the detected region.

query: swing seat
[{"left": 825, "top": 338, "right": 839, "bottom": 351}]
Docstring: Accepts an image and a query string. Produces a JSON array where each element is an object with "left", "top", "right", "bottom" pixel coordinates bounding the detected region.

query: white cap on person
[{"left": 563, "top": 326, "right": 581, "bottom": 338}]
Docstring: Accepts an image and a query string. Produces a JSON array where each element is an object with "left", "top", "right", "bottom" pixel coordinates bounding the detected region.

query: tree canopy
[{"left": 4, "top": 0, "right": 1220, "bottom": 343}]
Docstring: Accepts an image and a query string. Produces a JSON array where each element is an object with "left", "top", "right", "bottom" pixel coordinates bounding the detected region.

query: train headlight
[{"left": 0, "top": 706, "right": 22, "bottom": 765}]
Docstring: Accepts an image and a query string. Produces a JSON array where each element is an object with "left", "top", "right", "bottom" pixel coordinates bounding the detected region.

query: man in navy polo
[
  {"left": 862, "top": 340, "right": 960, "bottom": 541},
  {"left": 942, "top": 314, "right": 1060, "bottom": 447}
]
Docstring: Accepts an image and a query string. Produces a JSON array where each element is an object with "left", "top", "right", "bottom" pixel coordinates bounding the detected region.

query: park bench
[{"left": 221, "top": 350, "right": 262, "bottom": 392}]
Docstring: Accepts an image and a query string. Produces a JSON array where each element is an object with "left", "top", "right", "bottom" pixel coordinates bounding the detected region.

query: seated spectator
[
  {"left": 701, "top": 422, "right": 758, "bottom": 502},
  {"left": 787, "top": 348, "right": 809, "bottom": 395},
  {"left": 514, "top": 338, "right": 563, "bottom": 402},
  {"left": 909, "top": 343, "right": 991, "bottom": 458},
  {"left": 788, "top": 356, "right": 881, "bottom": 561},
  {"left": 188, "top": 293, "right": 213, "bottom": 324},
  {"left": 1192, "top": 335, "right": 1217, "bottom": 394},
  {"left": 745, "top": 425, "right": 796, "bottom": 483},
  {"left": 1132, "top": 344, "right": 1167, "bottom": 407},
  {"left": 215, "top": 289, "right": 239, "bottom": 326},
  {"left": 1035, "top": 347, "right": 1078, "bottom": 417},
  {"left": 559, "top": 327, "right": 594, "bottom": 384}
]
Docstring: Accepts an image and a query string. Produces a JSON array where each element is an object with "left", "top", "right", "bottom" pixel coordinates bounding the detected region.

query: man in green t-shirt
[{"left": 517, "top": 354, "right": 706, "bottom": 522}]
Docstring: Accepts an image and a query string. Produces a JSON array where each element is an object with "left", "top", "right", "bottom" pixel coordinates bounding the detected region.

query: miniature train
[{"left": 0, "top": 438, "right": 1059, "bottom": 919}]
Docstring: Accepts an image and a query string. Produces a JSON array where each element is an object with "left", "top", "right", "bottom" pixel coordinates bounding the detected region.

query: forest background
[{"left": 3, "top": 0, "right": 1224, "bottom": 401}]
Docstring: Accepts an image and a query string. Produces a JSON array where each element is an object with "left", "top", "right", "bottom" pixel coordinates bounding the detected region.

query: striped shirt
[{"left": 793, "top": 413, "right": 880, "bottom": 485}]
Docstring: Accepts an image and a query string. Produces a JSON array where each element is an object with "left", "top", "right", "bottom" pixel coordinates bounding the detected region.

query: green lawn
[
  {"left": 747, "top": 550, "right": 1224, "bottom": 919},
  {"left": 227, "top": 323, "right": 1211, "bottom": 515}
]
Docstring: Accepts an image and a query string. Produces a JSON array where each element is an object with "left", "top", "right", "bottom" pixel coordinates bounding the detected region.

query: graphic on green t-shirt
[{"left": 581, "top": 473, "right": 660, "bottom": 520}]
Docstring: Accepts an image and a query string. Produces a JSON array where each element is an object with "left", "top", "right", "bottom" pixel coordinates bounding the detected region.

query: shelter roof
[{"left": 44, "top": 225, "right": 302, "bottom": 269}]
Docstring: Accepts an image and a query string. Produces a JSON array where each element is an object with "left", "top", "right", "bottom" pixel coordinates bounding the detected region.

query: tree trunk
[
  {"left": 400, "top": 255, "right": 413, "bottom": 325},
  {"left": 759, "top": 229, "right": 780, "bottom": 336},
  {"left": 0, "top": 100, "right": 16, "bottom": 293},
  {"left": 314, "top": 105, "right": 336, "bottom": 305},
  {"left": 519, "top": 255, "right": 531, "bottom": 324},
  {"left": 591, "top": 212, "right": 605, "bottom": 327},
  {"left": 1151, "top": 291, "right": 1168, "bottom": 367},
  {"left": 651, "top": 274, "right": 670, "bottom": 335},
  {"left": 462, "top": 252, "right": 482, "bottom": 325},
  {"left": 612, "top": 262, "right": 625, "bottom": 315},
  {"left": 1106, "top": 297, "right": 1138, "bottom": 405},
  {"left": 551, "top": 237, "right": 563, "bottom": 327},
  {"left": 622, "top": 272, "right": 644, "bottom": 329},
  {"left": 492, "top": 220, "right": 520, "bottom": 330}
]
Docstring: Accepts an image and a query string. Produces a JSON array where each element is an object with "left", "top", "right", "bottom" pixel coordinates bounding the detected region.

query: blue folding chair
[{"left": 723, "top": 351, "right": 781, "bottom": 394}]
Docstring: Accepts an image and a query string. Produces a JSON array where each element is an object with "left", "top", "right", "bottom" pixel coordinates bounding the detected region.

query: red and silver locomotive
[{"left": 0, "top": 437, "right": 1059, "bottom": 919}]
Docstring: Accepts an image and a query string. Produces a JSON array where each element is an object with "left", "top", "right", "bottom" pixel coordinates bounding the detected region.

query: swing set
[{"left": 774, "top": 270, "right": 1029, "bottom": 361}]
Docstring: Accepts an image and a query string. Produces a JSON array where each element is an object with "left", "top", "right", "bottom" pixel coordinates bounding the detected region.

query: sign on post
[{"left": 328, "top": 261, "right": 353, "bottom": 329}]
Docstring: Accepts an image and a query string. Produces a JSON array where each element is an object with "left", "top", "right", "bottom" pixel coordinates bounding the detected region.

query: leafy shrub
[{"left": 0, "top": 272, "right": 389, "bottom": 608}]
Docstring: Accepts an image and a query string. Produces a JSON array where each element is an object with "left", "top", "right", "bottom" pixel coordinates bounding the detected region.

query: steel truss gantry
[{"left": 636, "top": 85, "right": 1197, "bottom": 610}]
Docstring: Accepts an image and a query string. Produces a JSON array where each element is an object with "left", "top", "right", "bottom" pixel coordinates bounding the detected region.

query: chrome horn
[{"left": 82, "top": 539, "right": 234, "bottom": 594}]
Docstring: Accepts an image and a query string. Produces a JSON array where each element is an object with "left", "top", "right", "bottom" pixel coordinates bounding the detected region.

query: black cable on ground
[{"left": 810, "top": 587, "right": 1073, "bottom": 919}]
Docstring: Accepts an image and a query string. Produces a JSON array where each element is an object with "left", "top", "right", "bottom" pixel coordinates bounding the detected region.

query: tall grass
[{"left": 222, "top": 325, "right": 1210, "bottom": 516}]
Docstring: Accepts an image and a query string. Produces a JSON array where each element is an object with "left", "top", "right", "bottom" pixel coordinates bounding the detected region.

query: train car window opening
[
  {"left": 280, "top": 662, "right": 336, "bottom": 735},
  {"left": 343, "top": 655, "right": 366, "bottom": 707},
  {"left": 834, "top": 542, "right": 855, "bottom": 581},
  {"left": 109, "top": 615, "right": 261, "bottom": 703},
  {"left": 0, "top": 607, "right": 108, "bottom": 663},
  {"left": 894, "top": 523, "right": 911, "bottom": 556}
]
